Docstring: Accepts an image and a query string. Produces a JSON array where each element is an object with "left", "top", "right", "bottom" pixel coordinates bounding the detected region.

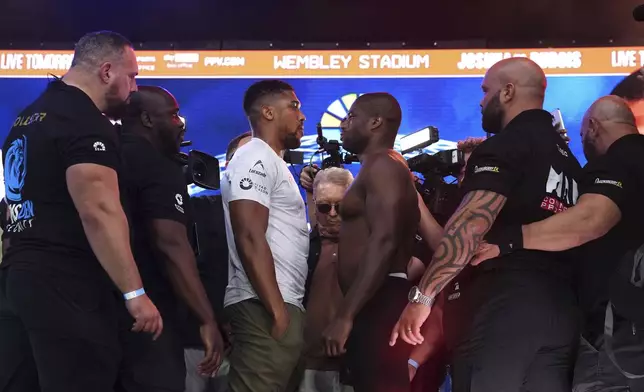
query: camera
[
  {"left": 404, "top": 127, "right": 466, "bottom": 225},
  {"left": 175, "top": 141, "right": 221, "bottom": 190},
  {"left": 314, "top": 123, "right": 359, "bottom": 169}
]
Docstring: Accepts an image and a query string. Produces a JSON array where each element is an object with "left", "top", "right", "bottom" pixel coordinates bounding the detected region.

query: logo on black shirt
[
  {"left": 542, "top": 166, "right": 579, "bottom": 214},
  {"left": 4, "top": 135, "right": 35, "bottom": 233},
  {"left": 249, "top": 160, "right": 267, "bottom": 178},
  {"left": 174, "top": 193, "right": 184, "bottom": 214},
  {"left": 474, "top": 165, "right": 499, "bottom": 174},
  {"left": 594, "top": 178, "right": 623, "bottom": 188},
  {"left": 240, "top": 177, "right": 253, "bottom": 190},
  {"left": 93, "top": 141, "right": 106, "bottom": 151}
]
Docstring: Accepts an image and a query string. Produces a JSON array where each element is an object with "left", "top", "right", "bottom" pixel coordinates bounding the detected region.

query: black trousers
[
  {"left": 0, "top": 267, "right": 121, "bottom": 392},
  {"left": 115, "top": 295, "right": 186, "bottom": 392},
  {"left": 346, "top": 276, "right": 413, "bottom": 392},
  {"left": 451, "top": 270, "right": 580, "bottom": 392}
]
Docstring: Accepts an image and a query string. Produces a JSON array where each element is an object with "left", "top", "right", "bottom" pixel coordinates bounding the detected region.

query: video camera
[
  {"left": 175, "top": 140, "right": 221, "bottom": 190},
  {"left": 402, "top": 127, "right": 465, "bottom": 225},
  {"left": 314, "top": 123, "right": 359, "bottom": 169}
]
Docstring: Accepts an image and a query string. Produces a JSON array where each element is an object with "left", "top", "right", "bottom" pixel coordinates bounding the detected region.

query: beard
[
  {"left": 582, "top": 139, "right": 600, "bottom": 162},
  {"left": 103, "top": 84, "right": 128, "bottom": 120},
  {"left": 481, "top": 91, "right": 505, "bottom": 134},
  {"left": 284, "top": 132, "right": 301, "bottom": 150}
]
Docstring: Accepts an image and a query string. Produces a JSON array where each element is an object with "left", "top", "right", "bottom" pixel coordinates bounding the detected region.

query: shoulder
[
  {"left": 229, "top": 139, "right": 278, "bottom": 172},
  {"left": 363, "top": 151, "right": 411, "bottom": 183}
]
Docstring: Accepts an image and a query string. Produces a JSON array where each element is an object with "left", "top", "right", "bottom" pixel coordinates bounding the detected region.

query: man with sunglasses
[
  {"left": 320, "top": 93, "right": 420, "bottom": 392},
  {"left": 117, "top": 86, "right": 224, "bottom": 392},
  {"left": 298, "top": 166, "right": 355, "bottom": 392}
]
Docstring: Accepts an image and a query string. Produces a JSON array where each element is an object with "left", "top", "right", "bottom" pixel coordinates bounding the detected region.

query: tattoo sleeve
[{"left": 418, "top": 190, "right": 507, "bottom": 298}]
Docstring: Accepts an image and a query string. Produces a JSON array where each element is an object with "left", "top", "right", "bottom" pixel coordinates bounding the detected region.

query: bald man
[
  {"left": 320, "top": 93, "right": 419, "bottom": 392},
  {"left": 474, "top": 95, "right": 644, "bottom": 391},
  {"left": 117, "top": 86, "right": 224, "bottom": 392},
  {"left": 392, "top": 58, "right": 583, "bottom": 392}
]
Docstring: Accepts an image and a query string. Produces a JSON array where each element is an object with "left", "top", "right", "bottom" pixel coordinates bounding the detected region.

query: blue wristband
[
  {"left": 408, "top": 359, "right": 419, "bottom": 369},
  {"left": 123, "top": 288, "right": 145, "bottom": 301}
]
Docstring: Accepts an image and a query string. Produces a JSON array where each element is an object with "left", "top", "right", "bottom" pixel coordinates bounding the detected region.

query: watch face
[{"left": 408, "top": 286, "right": 420, "bottom": 302}]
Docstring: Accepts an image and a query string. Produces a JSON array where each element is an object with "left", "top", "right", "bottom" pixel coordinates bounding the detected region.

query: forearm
[
  {"left": 306, "top": 192, "right": 316, "bottom": 228},
  {"left": 338, "top": 238, "right": 396, "bottom": 320},
  {"left": 418, "top": 190, "right": 506, "bottom": 299},
  {"left": 80, "top": 209, "right": 143, "bottom": 293},
  {"left": 522, "top": 211, "right": 595, "bottom": 252},
  {"left": 236, "top": 234, "right": 285, "bottom": 317},
  {"left": 160, "top": 240, "right": 216, "bottom": 324}
]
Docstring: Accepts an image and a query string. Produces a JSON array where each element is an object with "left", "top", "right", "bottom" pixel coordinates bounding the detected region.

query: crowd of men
[{"left": 0, "top": 29, "right": 644, "bottom": 392}]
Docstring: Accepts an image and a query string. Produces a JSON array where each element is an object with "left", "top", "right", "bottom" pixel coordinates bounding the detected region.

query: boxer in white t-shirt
[{"left": 221, "top": 80, "right": 308, "bottom": 392}]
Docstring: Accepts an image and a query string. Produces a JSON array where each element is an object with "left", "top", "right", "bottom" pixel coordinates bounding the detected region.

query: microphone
[{"left": 634, "top": 4, "right": 644, "bottom": 21}]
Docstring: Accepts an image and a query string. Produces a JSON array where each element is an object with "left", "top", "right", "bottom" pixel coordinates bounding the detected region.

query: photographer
[
  {"left": 118, "top": 86, "right": 223, "bottom": 392},
  {"left": 475, "top": 95, "right": 644, "bottom": 391}
]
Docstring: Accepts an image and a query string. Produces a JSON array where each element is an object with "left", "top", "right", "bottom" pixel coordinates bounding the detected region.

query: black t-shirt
[
  {"left": 461, "top": 109, "right": 583, "bottom": 276},
  {"left": 1, "top": 80, "right": 120, "bottom": 280},
  {"left": 119, "top": 132, "right": 190, "bottom": 300},
  {"left": 576, "top": 134, "right": 644, "bottom": 330}
]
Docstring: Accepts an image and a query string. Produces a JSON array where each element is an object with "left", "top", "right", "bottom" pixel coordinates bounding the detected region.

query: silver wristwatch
[{"left": 408, "top": 286, "right": 434, "bottom": 307}]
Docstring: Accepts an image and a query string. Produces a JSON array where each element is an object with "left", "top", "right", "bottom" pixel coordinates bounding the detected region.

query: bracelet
[
  {"left": 408, "top": 359, "right": 419, "bottom": 370},
  {"left": 123, "top": 288, "right": 145, "bottom": 301}
]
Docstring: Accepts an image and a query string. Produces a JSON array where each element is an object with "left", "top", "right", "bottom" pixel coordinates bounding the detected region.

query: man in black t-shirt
[
  {"left": 476, "top": 95, "right": 644, "bottom": 391},
  {"left": 117, "top": 86, "right": 224, "bottom": 392},
  {"left": 392, "top": 58, "right": 583, "bottom": 392},
  {"left": 0, "top": 31, "right": 162, "bottom": 392}
]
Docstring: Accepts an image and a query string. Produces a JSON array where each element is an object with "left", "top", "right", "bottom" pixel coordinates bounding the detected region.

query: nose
[
  {"left": 131, "top": 80, "right": 138, "bottom": 93},
  {"left": 329, "top": 205, "right": 339, "bottom": 217},
  {"left": 300, "top": 112, "right": 306, "bottom": 122}
]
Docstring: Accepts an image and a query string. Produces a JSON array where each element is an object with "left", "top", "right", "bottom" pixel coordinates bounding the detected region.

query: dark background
[{"left": 2, "top": 0, "right": 644, "bottom": 48}]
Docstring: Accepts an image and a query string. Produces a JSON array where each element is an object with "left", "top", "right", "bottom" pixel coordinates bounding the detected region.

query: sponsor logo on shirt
[
  {"left": 239, "top": 177, "right": 253, "bottom": 190},
  {"left": 473, "top": 165, "right": 499, "bottom": 174},
  {"left": 541, "top": 166, "right": 578, "bottom": 214},
  {"left": 5, "top": 135, "right": 35, "bottom": 233},
  {"left": 594, "top": 178, "right": 623, "bottom": 188},
  {"left": 249, "top": 160, "right": 267, "bottom": 178},
  {"left": 175, "top": 193, "right": 184, "bottom": 214},
  {"left": 93, "top": 141, "right": 106, "bottom": 151}
]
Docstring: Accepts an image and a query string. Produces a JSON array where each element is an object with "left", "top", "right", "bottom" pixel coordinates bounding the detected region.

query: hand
[
  {"left": 558, "top": 128, "right": 570, "bottom": 144},
  {"left": 300, "top": 165, "right": 319, "bottom": 192},
  {"left": 271, "top": 307, "right": 291, "bottom": 341},
  {"left": 389, "top": 303, "right": 431, "bottom": 346},
  {"left": 322, "top": 318, "right": 353, "bottom": 357},
  {"left": 198, "top": 321, "right": 225, "bottom": 376},
  {"left": 471, "top": 241, "right": 500, "bottom": 266},
  {"left": 409, "top": 363, "right": 418, "bottom": 381},
  {"left": 125, "top": 294, "right": 164, "bottom": 340}
]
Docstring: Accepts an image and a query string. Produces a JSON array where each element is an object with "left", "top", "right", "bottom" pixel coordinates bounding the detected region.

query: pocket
[
  {"left": 52, "top": 277, "right": 102, "bottom": 313},
  {"left": 277, "top": 305, "right": 304, "bottom": 346}
]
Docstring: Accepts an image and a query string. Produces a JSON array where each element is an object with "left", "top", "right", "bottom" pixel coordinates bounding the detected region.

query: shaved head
[
  {"left": 581, "top": 95, "right": 638, "bottom": 161},
  {"left": 340, "top": 92, "right": 402, "bottom": 154},
  {"left": 122, "top": 85, "right": 184, "bottom": 156},
  {"left": 584, "top": 95, "right": 636, "bottom": 126},
  {"left": 481, "top": 58, "right": 547, "bottom": 134}
]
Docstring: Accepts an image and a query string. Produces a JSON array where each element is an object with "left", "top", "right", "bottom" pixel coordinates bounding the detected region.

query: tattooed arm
[{"left": 417, "top": 190, "right": 507, "bottom": 299}]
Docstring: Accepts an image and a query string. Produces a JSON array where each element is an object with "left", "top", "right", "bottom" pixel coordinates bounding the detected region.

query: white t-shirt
[{"left": 221, "top": 138, "right": 309, "bottom": 310}]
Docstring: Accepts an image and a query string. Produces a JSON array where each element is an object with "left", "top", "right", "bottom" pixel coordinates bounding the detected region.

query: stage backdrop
[{"left": 0, "top": 46, "right": 641, "bottom": 197}]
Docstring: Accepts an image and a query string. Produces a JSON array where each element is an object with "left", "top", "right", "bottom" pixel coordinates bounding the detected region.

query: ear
[
  {"left": 140, "top": 111, "right": 153, "bottom": 128},
  {"left": 99, "top": 62, "right": 112, "bottom": 84},
  {"left": 261, "top": 105, "right": 275, "bottom": 121},
  {"left": 500, "top": 83, "right": 515, "bottom": 104},
  {"left": 370, "top": 116, "right": 383, "bottom": 130}
]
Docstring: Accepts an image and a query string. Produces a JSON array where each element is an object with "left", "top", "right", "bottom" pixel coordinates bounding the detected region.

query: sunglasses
[{"left": 316, "top": 203, "right": 341, "bottom": 214}]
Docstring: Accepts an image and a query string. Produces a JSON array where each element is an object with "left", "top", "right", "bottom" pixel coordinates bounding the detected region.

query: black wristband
[{"left": 497, "top": 224, "right": 524, "bottom": 256}]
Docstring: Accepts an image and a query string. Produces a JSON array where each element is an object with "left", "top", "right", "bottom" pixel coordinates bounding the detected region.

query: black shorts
[
  {"left": 346, "top": 276, "right": 413, "bottom": 392},
  {"left": 115, "top": 295, "right": 186, "bottom": 392},
  {"left": 451, "top": 270, "right": 580, "bottom": 392},
  {"left": 0, "top": 267, "right": 121, "bottom": 392}
]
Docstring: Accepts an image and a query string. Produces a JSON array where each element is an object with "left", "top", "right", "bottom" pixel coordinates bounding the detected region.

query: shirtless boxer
[{"left": 321, "top": 92, "right": 420, "bottom": 392}]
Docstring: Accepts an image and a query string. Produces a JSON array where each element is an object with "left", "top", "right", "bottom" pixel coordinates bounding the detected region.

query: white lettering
[
  {"left": 273, "top": 55, "right": 352, "bottom": 70},
  {"left": 24, "top": 53, "right": 73, "bottom": 71},
  {"left": 204, "top": 56, "right": 246, "bottom": 67},
  {"left": 0, "top": 53, "right": 24, "bottom": 70},
  {"left": 611, "top": 50, "right": 638, "bottom": 68},
  {"left": 358, "top": 54, "right": 430, "bottom": 69},
  {"left": 529, "top": 51, "right": 582, "bottom": 69}
]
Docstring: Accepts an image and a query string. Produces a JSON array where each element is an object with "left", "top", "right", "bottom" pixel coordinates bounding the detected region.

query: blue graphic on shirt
[
  {"left": 4, "top": 135, "right": 35, "bottom": 232},
  {"left": 5, "top": 135, "right": 27, "bottom": 202}
]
